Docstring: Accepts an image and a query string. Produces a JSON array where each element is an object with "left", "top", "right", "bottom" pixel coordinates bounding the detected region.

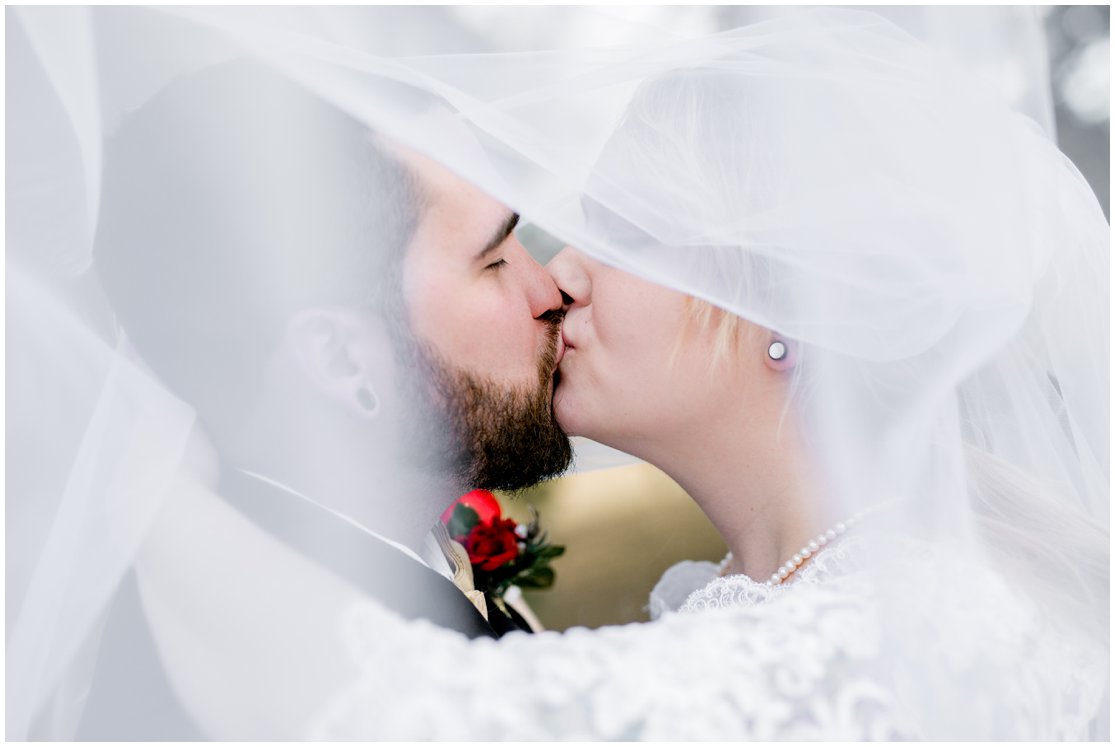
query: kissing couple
[{"left": 9, "top": 7, "right": 1107, "bottom": 740}]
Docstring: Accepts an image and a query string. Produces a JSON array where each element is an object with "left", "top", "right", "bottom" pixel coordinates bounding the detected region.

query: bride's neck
[{"left": 638, "top": 406, "right": 823, "bottom": 584}]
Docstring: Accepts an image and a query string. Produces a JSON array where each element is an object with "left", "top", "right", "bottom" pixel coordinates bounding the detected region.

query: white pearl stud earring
[{"left": 768, "top": 340, "right": 787, "bottom": 361}]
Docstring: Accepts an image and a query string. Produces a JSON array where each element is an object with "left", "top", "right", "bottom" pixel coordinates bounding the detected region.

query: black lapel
[{"left": 484, "top": 592, "right": 535, "bottom": 635}]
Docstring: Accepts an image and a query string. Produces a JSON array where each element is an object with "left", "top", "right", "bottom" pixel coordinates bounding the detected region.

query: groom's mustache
[{"left": 538, "top": 309, "right": 564, "bottom": 382}]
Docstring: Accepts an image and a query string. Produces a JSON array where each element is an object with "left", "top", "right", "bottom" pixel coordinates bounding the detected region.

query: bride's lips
[
  {"left": 560, "top": 328, "right": 575, "bottom": 353},
  {"left": 552, "top": 327, "right": 573, "bottom": 388}
]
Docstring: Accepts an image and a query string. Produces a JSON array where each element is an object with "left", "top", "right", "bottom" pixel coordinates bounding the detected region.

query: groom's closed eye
[{"left": 476, "top": 213, "right": 520, "bottom": 263}]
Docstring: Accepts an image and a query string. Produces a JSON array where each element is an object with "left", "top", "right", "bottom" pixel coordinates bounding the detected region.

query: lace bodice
[
  {"left": 649, "top": 536, "right": 869, "bottom": 620},
  {"left": 311, "top": 536, "right": 1107, "bottom": 740}
]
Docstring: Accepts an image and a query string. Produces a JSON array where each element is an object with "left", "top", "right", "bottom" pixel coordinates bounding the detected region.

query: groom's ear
[{"left": 285, "top": 308, "right": 392, "bottom": 419}]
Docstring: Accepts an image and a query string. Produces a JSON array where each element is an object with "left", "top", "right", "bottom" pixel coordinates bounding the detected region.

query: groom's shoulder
[{"left": 218, "top": 469, "right": 502, "bottom": 640}]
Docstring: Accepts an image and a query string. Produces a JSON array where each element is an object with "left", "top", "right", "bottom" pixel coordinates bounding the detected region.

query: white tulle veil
[{"left": 8, "top": 6, "right": 1107, "bottom": 739}]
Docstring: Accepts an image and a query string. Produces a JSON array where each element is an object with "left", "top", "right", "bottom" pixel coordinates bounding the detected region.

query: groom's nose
[
  {"left": 511, "top": 238, "right": 564, "bottom": 320},
  {"left": 546, "top": 247, "right": 589, "bottom": 312}
]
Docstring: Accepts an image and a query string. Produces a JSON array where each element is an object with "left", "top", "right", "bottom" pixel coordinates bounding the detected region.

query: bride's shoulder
[
  {"left": 327, "top": 569, "right": 902, "bottom": 740},
  {"left": 647, "top": 559, "right": 720, "bottom": 620}
]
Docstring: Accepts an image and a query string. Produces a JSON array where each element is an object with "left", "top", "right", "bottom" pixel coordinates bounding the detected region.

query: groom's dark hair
[{"left": 95, "top": 60, "right": 424, "bottom": 440}]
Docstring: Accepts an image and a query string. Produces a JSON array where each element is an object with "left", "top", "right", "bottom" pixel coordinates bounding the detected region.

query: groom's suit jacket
[{"left": 78, "top": 468, "right": 528, "bottom": 740}]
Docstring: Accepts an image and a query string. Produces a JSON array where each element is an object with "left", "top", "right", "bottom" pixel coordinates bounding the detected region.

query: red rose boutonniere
[
  {"left": 463, "top": 518, "right": 521, "bottom": 571},
  {"left": 440, "top": 490, "right": 565, "bottom": 601}
]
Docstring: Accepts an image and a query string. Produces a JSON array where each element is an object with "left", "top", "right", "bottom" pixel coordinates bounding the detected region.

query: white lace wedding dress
[{"left": 310, "top": 535, "right": 1107, "bottom": 740}]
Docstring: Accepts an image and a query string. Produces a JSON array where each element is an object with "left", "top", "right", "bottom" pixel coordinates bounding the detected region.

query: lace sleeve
[
  {"left": 309, "top": 583, "right": 908, "bottom": 740},
  {"left": 647, "top": 559, "right": 719, "bottom": 620}
]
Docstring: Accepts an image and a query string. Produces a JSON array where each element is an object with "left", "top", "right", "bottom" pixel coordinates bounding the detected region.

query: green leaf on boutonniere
[
  {"left": 446, "top": 503, "right": 480, "bottom": 539},
  {"left": 515, "top": 566, "right": 555, "bottom": 589}
]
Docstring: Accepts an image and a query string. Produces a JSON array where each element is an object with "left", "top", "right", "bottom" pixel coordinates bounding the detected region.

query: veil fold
[{"left": 8, "top": 6, "right": 1106, "bottom": 739}]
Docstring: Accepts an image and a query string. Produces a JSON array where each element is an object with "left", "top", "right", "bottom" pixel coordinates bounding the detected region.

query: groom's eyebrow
[{"left": 476, "top": 212, "right": 520, "bottom": 260}]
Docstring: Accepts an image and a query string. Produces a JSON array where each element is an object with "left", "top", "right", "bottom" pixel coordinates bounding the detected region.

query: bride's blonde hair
[{"left": 673, "top": 296, "right": 748, "bottom": 373}]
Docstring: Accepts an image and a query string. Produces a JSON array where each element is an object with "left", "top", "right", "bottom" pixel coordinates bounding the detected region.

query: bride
[
  {"left": 9, "top": 7, "right": 1107, "bottom": 740},
  {"left": 308, "top": 14, "right": 1108, "bottom": 740}
]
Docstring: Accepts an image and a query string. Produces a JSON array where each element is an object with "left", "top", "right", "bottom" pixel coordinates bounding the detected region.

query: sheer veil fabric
[{"left": 8, "top": 6, "right": 1108, "bottom": 739}]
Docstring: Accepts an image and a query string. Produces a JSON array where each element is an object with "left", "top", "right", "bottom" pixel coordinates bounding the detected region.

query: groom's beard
[{"left": 396, "top": 315, "right": 573, "bottom": 492}]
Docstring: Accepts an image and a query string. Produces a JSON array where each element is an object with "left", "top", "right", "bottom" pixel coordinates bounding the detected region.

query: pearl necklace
[{"left": 717, "top": 504, "right": 886, "bottom": 586}]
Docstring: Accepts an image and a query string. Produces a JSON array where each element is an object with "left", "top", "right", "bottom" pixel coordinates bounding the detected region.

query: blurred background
[
  {"left": 491, "top": 5, "right": 1111, "bottom": 632},
  {"left": 1044, "top": 4, "right": 1110, "bottom": 215}
]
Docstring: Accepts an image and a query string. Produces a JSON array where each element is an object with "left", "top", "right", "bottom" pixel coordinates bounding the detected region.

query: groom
[{"left": 83, "top": 62, "right": 573, "bottom": 738}]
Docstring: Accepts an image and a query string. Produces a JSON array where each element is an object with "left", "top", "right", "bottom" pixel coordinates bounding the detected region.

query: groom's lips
[
  {"left": 550, "top": 336, "right": 565, "bottom": 380},
  {"left": 550, "top": 336, "right": 565, "bottom": 393},
  {"left": 552, "top": 330, "right": 570, "bottom": 391}
]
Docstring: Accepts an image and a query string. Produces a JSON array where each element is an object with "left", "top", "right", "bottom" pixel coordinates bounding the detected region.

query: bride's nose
[{"left": 546, "top": 247, "right": 591, "bottom": 311}]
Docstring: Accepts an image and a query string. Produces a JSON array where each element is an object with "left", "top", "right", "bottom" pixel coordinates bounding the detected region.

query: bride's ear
[
  {"left": 285, "top": 308, "right": 391, "bottom": 419},
  {"left": 763, "top": 336, "right": 797, "bottom": 372}
]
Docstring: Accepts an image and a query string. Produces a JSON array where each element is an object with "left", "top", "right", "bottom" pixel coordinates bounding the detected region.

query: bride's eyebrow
[{"left": 475, "top": 212, "right": 520, "bottom": 260}]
